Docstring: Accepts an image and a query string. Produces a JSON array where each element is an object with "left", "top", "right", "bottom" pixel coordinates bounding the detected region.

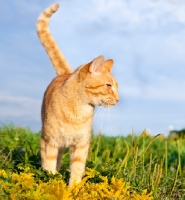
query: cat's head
[{"left": 78, "top": 55, "right": 119, "bottom": 108}]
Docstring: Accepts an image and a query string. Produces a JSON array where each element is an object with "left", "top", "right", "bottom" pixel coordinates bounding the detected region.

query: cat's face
[{"left": 79, "top": 56, "right": 119, "bottom": 108}]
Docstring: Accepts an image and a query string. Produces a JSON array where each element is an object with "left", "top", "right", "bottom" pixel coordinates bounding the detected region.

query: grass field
[{"left": 0, "top": 124, "right": 185, "bottom": 199}]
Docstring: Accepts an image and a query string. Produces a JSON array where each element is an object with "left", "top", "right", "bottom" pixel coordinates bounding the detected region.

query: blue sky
[{"left": 0, "top": 0, "right": 185, "bottom": 136}]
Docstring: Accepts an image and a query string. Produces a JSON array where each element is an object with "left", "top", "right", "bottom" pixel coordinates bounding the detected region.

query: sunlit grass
[{"left": 0, "top": 124, "right": 185, "bottom": 199}]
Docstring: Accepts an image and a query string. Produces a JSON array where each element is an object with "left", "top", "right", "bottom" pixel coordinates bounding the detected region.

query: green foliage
[
  {"left": 0, "top": 124, "right": 40, "bottom": 171},
  {"left": 0, "top": 124, "right": 185, "bottom": 199},
  {"left": 169, "top": 128, "right": 185, "bottom": 139}
]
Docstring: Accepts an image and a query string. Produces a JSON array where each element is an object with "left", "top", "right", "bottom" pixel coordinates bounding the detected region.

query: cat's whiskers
[
  {"left": 115, "top": 101, "right": 125, "bottom": 111},
  {"left": 93, "top": 100, "right": 107, "bottom": 120},
  {"left": 93, "top": 105, "right": 103, "bottom": 121},
  {"left": 107, "top": 103, "right": 113, "bottom": 135},
  {"left": 103, "top": 99, "right": 113, "bottom": 134},
  {"left": 94, "top": 101, "right": 110, "bottom": 134},
  {"left": 100, "top": 103, "right": 106, "bottom": 134}
]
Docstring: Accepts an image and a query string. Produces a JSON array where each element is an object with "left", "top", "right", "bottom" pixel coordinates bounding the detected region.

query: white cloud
[
  {"left": 0, "top": 93, "right": 41, "bottom": 120},
  {"left": 119, "top": 75, "right": 185, "bottom": 101}
]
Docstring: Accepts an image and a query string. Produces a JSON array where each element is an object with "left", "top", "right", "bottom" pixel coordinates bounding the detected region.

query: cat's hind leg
[
  {"left": 56, "top": 147, "right": 65, "bottom": 172},
  {"left": 40, "top": 138, "right": 58, "bottom": 174}
]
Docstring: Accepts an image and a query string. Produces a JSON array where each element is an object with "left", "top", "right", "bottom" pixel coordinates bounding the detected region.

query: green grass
[{"left": 0, "top": 124, "right": 185, "bottom": 199}]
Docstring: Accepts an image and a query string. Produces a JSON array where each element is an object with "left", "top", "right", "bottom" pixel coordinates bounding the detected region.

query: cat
[{"left": 37, "top": 3, "right": 119, "bottom": 186}]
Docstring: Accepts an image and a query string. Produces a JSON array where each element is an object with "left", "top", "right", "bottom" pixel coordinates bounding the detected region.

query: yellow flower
[
  {"left": 0, "top": 170, "right": 7, "bottom": 178},
  {"left": 0, "top": 168, "right": 154, "bottom": 199}
]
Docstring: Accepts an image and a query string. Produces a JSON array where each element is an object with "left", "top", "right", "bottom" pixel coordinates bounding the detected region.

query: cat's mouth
[
  {"left": 103, "top": 104, "right": 114, "bottom": 108},
  {"left": 101, "top": 101, "right": 118, "bottom": 108}
]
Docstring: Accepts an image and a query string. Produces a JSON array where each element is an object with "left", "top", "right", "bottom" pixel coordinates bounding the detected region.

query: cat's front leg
[
  {"left": 40, "top": 138, "right": 58, "bottom": 174},
  {"left": 69, "top": 142, "right": 90, "bottom": 186}
]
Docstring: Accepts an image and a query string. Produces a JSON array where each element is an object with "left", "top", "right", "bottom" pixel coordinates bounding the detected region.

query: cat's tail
[{"left": 37, "top": 4, "right": 72, "bottom": 75}]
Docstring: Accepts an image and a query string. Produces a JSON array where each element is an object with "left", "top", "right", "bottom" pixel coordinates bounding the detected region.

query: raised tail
[{"left": 37, "top": 4, "right": 72, "bottom": 75}]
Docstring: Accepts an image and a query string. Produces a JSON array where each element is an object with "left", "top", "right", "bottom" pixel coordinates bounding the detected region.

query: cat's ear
[
  {"left": 104, "top": 59, "right": 114, "bottom": 72},
  {"left": 78, "top": 55, "right": 105, "bottom": 82},
  {"left": 89, "top": 55, "right": 105, "bottom": 74}
]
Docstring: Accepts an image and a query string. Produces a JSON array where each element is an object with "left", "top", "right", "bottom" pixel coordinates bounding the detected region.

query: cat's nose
[{"left": 115, "top": 98, "right": 119, "bottom": 103}]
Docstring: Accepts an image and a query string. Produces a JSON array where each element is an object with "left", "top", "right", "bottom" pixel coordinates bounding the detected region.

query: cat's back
[
  {"left": 41, "top": 73, "right": 71, "bottom": 118},
  {"left": 44, "top": 73, "right": 71, "bottom": 97}
]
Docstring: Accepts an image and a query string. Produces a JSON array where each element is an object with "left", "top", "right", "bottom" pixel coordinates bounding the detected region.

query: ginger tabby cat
[{"left": 37, "top": 3, "right": 119, "bottom": 186}]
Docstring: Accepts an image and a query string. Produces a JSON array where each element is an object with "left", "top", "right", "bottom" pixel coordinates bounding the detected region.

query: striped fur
[
  {"left": 37, "top": 3, "right": 72, "bottom": 75},
  {"left": 37, "top": 4, "right": 119, "bottom": 186}
]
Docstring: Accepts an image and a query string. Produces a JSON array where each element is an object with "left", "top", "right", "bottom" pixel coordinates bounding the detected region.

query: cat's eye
[{"left": 106, "top": 84, "right": 112, "bottom": 88}]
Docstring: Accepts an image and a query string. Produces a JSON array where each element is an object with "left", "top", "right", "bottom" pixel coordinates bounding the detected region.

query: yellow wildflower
[
  {"left": 0, "top": 168, "right": 154, "bottom": 200},
  {"left": 0, "top": 170, "right": 7, "bottom": 178}
]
